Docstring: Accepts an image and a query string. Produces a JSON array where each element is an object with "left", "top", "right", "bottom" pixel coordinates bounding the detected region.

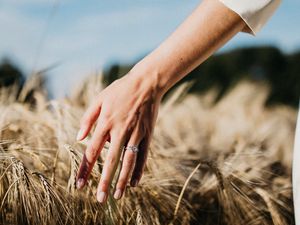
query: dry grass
[{"left": 0, "top": 74, "right": 296, "bottom": 224}]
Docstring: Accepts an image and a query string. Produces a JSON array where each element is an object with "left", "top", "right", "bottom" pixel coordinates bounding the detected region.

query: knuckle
[
  {"left": 124, "top": 155, "right": 135, "bottom": 167},
  {"left": 117, "top": 178, "right": 127, "bottom": 188},
  {"left": 86, "top": 145, "right": 98, "bottom": 162},
  {"left": 89, "top": 144, "right": 98, "bottom": 154},
  {"left": 101, "top": 113, "right": 110, "bottom": 122},
  {"left": 100, "top": 119, "right": 113, "bottom": 132},
  {"left": 98, "top": 125, "right": 110, "bottom": 137},
  {"left": 124, "top": 116, "right": 136, "bottom": 131},
  {"left": 100, "top": 110, "right": 111, "bottom": 121},
  {"left": 95, "top": 120, "right": 110, "bottom": 134},
  {"left": 99, "top": 179, "right": 110, "bottom": 191},
  {"left": 106, "top": 154, "right": 117, "bottom": 166}
]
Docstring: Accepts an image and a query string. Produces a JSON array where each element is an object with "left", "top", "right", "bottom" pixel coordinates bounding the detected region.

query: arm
[
  {"left": 76, "top": 0, "right": 246, "bottom": 203},
  {"left": 129, "top": 0, "right": 246, "bottom": 96}
]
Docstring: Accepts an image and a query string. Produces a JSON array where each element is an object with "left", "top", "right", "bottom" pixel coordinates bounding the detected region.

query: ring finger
[{"left": 113, "top": 126, "right": 144, "bottom": 200}]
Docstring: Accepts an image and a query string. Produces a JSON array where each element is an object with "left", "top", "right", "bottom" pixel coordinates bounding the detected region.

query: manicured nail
[
  {"left": 131, "top": 179, "right": 139, "bottom": 187},
  {"left": 114, "top": 189, "right": 122, "bottom": 200},
  {"left": 76, "top": 128, "right": 85, "bottom": 141},
  {"left": 97, "top": 191, "right": 107, "bottom": 203},
  {"left": 76, "top": 178, "right": 85, "bottom": 189}
]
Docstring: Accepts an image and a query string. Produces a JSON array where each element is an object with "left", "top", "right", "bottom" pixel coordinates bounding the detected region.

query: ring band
[{"left": 125, "top": 145, "right": 139, "bottom": 153}]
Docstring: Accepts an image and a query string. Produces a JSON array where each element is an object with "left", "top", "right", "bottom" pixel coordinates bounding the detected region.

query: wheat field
[{"left": 0, "top": 74, "right": 296, "bottom": 225}]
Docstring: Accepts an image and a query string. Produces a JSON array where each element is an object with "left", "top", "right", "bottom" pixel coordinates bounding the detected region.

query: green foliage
[
  {"left": 103, "top": 46, "right": 300, "bottom": 107},
  {"left": 103, "top": 63, "right": 132, "bottom": 86}
]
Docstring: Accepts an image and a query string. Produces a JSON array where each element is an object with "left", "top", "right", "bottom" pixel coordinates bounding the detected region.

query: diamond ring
[{"left": 125, "top": 145, "right": 139, "bottom": 153}]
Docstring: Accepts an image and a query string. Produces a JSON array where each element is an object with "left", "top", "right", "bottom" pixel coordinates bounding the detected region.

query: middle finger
[{"left": 96, "top": 130, "right": 125, "bottom": 203}]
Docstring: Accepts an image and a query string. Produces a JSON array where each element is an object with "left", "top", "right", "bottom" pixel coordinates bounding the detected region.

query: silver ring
[{"left": 125, "top": 145, "right": 139, "bottom": 153}]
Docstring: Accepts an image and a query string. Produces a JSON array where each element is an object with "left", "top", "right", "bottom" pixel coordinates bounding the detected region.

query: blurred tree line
[
  {"left": 1, "top": 46, "right": 299, "bottom": 107},
  {"left": 0, "top": 58, "right": 46, "bottom": 104},
  {"left": 0, "top": 58, "right": 24, "bottom": 88},
  {"left": 103, "top": 46, "right": 300, "bottom": 107}
]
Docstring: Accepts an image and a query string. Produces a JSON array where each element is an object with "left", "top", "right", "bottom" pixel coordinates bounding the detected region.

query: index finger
[
  {"left": 76, "top": 120, "right": 109, "bottom": 189},
  {"left": 76, "top": 94, "right": 103, "bottom": 141}
]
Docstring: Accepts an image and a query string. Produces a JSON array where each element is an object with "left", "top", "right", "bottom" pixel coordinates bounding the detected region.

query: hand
[
  {"left": 76, "top": 70, "right": 162, "bottom": 203},
  {"left": 75, "top": 0, "right": 245, "bottom": 204}
]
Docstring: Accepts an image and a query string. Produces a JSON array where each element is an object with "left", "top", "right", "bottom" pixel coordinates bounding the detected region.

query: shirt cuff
[{"left": 219, "top": 0, "right": 281, "bottom": 35}]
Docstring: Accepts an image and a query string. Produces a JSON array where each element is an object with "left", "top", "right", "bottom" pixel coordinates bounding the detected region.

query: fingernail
[
  {"left": 114, "top": 189, "right": 122, "bottom": 200},
  {"left": 131, "top": 179, "right": 139, "bottom": 187},
  {"left": 97, "top": 191, "right": 107, "bottom": 203},
  {"left": 76, "top": 128, "right": 84, "bottom": 141},
  {"left": 76, "top": 178, "right": 85, "bottom": 189}
]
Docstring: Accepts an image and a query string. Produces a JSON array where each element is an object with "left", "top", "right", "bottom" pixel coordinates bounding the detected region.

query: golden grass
[{"left": 0, "top": 74, "right": 296, "bottom": 224}]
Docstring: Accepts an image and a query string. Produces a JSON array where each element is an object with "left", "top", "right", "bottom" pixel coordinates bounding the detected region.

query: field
[{"left": 0, "top": 74, "right": 296, "bottom": 225}]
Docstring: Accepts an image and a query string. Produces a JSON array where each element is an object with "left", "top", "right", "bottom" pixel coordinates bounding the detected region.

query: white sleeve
[
  {"left": 219, "top": 0, "right": 281, "bottom": 35},
  {"left": 293, "top": 102, "right": 300, "bottom": 225}
]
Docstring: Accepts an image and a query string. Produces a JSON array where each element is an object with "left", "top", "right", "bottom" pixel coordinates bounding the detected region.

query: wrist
[{"left": 127, "top": 62, "right": 166, "bottom": 99}]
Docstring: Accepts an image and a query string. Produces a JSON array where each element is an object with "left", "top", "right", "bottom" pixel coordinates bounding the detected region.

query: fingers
[
  {"left": 130, "top": 133, "right": 151, "bottom": 187},
  {"left": 97, "top": 131, "right": 125, "bottom": 203},
  {"left": 77, "top": 95, "right": 103, "bottom": 141},
  {"left": 76, "top": 120, "right": 109, "bottom": 189},
  {"left": 113, "top": 127, "right": 143, "bottom": 200}
]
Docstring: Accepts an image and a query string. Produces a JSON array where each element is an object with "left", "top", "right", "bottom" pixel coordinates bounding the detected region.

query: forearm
[{"left": 129, "top": 0, "right": 246, "bottom": 97}]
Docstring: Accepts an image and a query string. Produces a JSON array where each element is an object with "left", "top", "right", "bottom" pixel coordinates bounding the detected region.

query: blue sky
[{"left": 0, "top": 0, "right": 299, "bottom": 97}]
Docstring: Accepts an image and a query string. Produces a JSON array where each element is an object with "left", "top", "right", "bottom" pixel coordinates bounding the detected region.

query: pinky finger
[{"left": 130, "top": 134, "right": 151, "bottom": 187}]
